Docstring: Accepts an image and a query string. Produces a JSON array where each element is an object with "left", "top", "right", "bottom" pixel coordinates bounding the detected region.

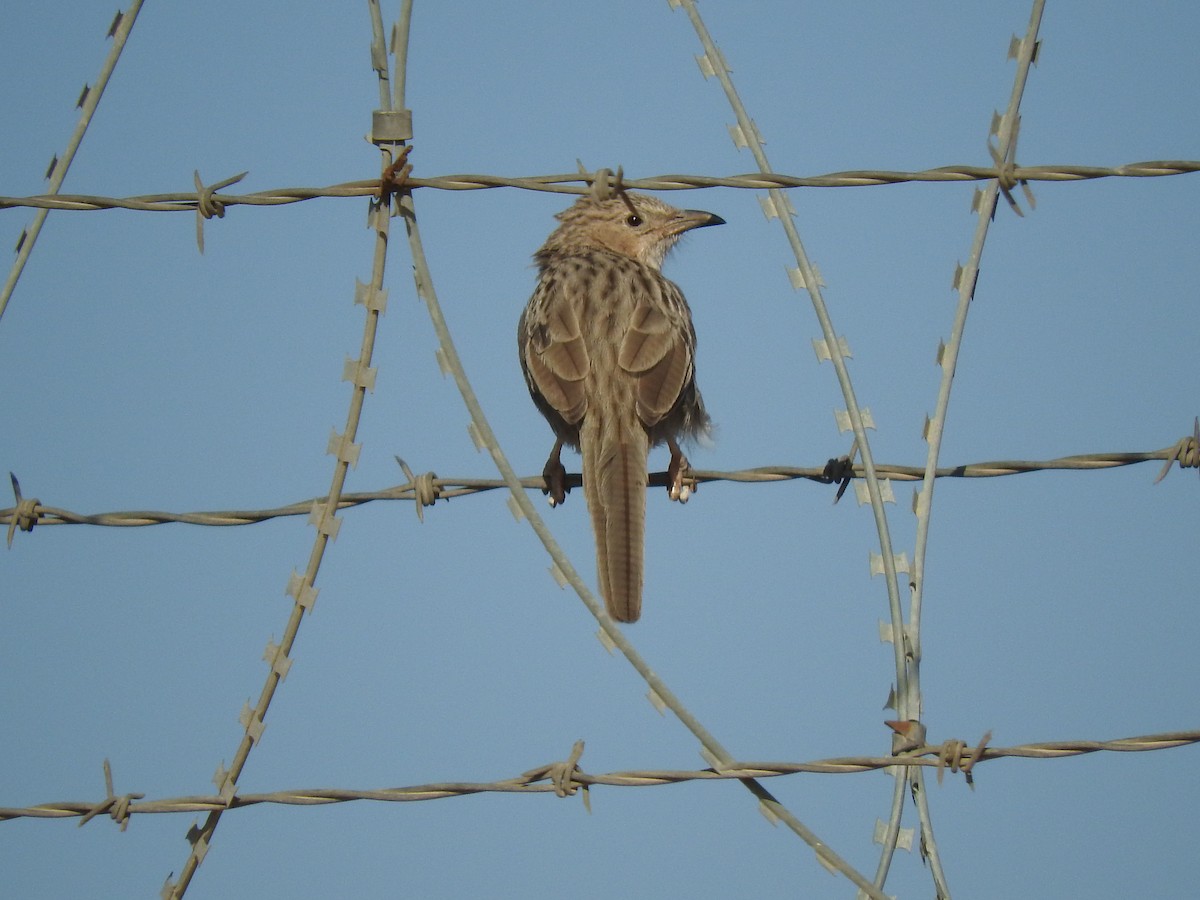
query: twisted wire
[
  {"left": 3, "top": 439, "right": 1194, "bottom": 534},
  {"left": 160, "top": 4, "right": 412, "bottom": 896},
  {"left": 668, "top": 2, "right": 900, "bottom": 894},
  {"left": 5, "top": 729, "right": 1195, "bottom": 825},
  {"left": 1, "top": 161, "right": 1196, "bottom": 214}
]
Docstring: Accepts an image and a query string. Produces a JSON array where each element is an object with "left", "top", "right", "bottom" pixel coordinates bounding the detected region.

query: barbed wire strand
[
  {"left": 4, "top": 433, "right": 1196, "bottom": 540},
  {"left": 159, "top": 5, "right": 411, "bottom": 896},
  {"left": 670, "top": 0, "right": 918, "bottom": 893},
  {"left": 0, "top": 3, "right": 147, "bottom": 326},
  {"left": 5, "top": 730, "right": 1195, "bottom": 826},
  {"left": 2, "top": 161, "right": 1197, "bottom": 216}
]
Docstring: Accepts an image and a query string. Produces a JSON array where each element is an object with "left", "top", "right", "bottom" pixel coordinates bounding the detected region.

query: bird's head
[{"left": 539, "top": 192, "right": 724, "bottom": 270}]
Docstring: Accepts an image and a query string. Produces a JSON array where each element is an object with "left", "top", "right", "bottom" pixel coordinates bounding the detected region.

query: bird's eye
[{"left": 625, "top": 214, "right": 643, "bottom": 227}]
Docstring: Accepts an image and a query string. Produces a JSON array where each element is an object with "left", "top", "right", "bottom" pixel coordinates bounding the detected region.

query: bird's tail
[{"left": 582, "top": 418, "right": 648, "bottom": 623}]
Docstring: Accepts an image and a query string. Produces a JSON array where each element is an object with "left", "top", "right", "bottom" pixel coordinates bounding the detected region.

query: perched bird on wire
[{"left": 518, "top": 191, "right": 724, "bottom": 622}]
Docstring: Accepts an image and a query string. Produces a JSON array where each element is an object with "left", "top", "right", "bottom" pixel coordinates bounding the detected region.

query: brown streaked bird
[{"left": 518, "top": 192, "right": 724, "bottom": 622}]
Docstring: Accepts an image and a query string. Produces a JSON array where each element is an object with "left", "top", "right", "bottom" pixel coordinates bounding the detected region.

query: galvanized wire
[
  {"left": 3, "top": 438, "right": 1196, "bottom": 537},
  {"left": 2, "top": 162, "right": 1197, "bottom": 215},
  {"left": 906, "top": 8, "right": 1046, "bottom": 894},
  {"left": 913, "top": 4, "right": 1046, "bottom": 709},
  {"left": 4, "top": 729, "right": 1195, "bottom": 826}
]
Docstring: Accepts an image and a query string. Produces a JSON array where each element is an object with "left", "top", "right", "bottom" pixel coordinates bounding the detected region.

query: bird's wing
[
  {"left": 521, "top": 281, "right": 589, "bottom": 425},
  {"left": 618, "top": 282, "right": 693, "bottom": 428}
]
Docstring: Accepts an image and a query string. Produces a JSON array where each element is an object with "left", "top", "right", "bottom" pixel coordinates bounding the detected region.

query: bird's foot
[
  {"left": 542, "top": 440, "right": 569, "bottom": 507},
  {"left": 667, "top": 440, "right": 696, "bottom": 503}
]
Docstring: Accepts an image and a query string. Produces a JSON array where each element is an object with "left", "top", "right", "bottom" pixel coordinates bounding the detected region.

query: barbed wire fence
[
  {"left": 6, "top": 438, "right": 1197, "bottom": 536},
  {"left": 2, "top": 1, "right": 1197, "bottom": 897}
]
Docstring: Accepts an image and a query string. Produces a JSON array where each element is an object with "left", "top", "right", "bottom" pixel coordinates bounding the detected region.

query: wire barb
[
  {"left": 6, "top": 473, "right": 39, "bottom": 547},
  {"left": 823, "top": 445, "right": 859, "bottom": 504},
  {"left": 394, "top": 456, "right": 440, "bottom": 522},
  {"left": 377, "top": 144, "right": 413, "bottom": 212},
  {"left": 521, "top": 740, "right": 590, "bottom": 811},
  {"left": 76, "top": 759, "right": 144, "bottom": 832},
  {"left": 192, "top": 170, "right": 248, "bottom": 253},
  {"left": 1153, "top": 417, "right": 1200, "bottom": 483},
  {"left": 575, "top": 161, "right": 626, "bottom": 203},
  {"left": 933, "top": 731, "right": 993, "bottom": 788},
  {"left": 988, "top": 115, "right": 1036, "bottom": 217}
]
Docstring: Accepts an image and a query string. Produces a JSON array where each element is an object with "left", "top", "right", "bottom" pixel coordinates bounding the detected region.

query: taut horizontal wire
[
  {"left": 3, "top": 729, "right": 1195, "bottom": 826},
  {"left": 3, "top": 441, "right": 1195, "bottom": 535},
  {"left": 1, "top": 160, "right": 1197, "bottom": 214}
]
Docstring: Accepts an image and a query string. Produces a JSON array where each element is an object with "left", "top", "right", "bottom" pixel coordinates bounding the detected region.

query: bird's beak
[
  {"left": 679, "top": 209, "right": 726, "bottom": 232},
  {"left": 665, "top": 209, "right": 725, "bottom": 237}
]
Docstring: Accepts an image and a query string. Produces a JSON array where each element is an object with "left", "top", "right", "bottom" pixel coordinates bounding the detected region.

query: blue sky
[{"left": 2, "top": 2, "right": 1197, "bottom": 897}]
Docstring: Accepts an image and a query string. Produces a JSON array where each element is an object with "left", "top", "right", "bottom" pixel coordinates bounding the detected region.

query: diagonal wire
[
  {"left": 0, "top": 2, "right": 147, "bottom": 325},
  {"left": 404, "top": 202, "right": 896, "bottom": 896},
  {"left": 905, "top": 4, "right": 1047, "bottom": 895},
  {"left": 669, "top": 0, "right": 915, "bottom": 893},
  {"left": 159, "top": 5, "right": 404, "bottom": 896},
  {"left": 388, "top": 8, "right": 882, "bottom": 900}
]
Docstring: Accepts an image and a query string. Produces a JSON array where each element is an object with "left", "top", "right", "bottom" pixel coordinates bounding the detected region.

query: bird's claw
[
  {"left": 542, "top": 443, "right": 569, "bottom": 508},
  {"left": 667, "top": 442, "right": 696, "bottom": 504}
]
